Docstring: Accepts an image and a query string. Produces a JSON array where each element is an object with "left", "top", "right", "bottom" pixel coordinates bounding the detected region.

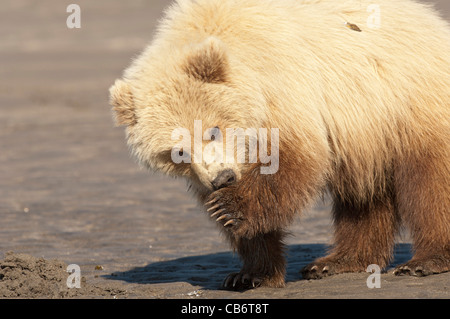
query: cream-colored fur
[
  {"left": 110, "top": 0, "right": 449, "bottom": 200},
  {"left": 110, "top": 0, "right": 450, "bottom": 288}
]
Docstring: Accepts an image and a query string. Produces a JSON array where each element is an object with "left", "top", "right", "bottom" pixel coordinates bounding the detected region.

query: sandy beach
[{"left": 0, "top": 0, "right": 449, "bottom": 299}]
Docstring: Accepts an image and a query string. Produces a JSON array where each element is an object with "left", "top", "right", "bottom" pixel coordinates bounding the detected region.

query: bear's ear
[
  {"left": 184, "top": 37, "right": 229, "bottom": 84},
  {"left": 109, "top": 79, "right": 137, "bottom": 126}
]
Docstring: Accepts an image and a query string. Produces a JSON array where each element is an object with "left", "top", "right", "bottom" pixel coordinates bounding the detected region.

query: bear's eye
[
  {"left": 179, "top": 149, "right": 184, "bottom": 157},
  {"left": 210, "top": 126, "right": 220, "bottom": 141}
]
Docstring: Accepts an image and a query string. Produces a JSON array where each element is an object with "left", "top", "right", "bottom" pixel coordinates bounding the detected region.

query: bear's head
[{"left": 109, "top": 37, "right": 272, "bottom": 199}]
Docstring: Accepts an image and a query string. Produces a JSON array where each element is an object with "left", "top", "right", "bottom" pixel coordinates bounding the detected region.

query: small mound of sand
[{"left": 0, "top": 252, "right": 120, "bottom": 298}]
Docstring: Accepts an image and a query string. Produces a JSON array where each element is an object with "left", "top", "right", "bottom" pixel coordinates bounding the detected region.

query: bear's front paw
[
  {"left": 222, "top": 271, "right": 285, "bottom": 290},
  {"left": 222, "top": 272, "right": 263, "bottom": 290},
  {"left": 205, "top": 187, "right": 246, "bottom": 233}
]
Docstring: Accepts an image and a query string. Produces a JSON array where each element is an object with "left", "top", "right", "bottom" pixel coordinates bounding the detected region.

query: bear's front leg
[
  {"left": 205, "top": 146, "right": 328, "bottom": 289},
  {"left": 206, "top": 186, "right": 287, "bottom": 289},
  {"left": 224, "top": 230, "right": 287, "bottom": 290}
]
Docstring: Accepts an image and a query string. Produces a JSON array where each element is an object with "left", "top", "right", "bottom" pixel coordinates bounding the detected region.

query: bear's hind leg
[
  {"left": 223, "top": 230, "right": 286, "bottom": 290},
  {"left": 393, "top": 155, "right": 450, "bottom": 276},
  {"left": 302, "top": 197, "right": 400, "bottom": 279}
]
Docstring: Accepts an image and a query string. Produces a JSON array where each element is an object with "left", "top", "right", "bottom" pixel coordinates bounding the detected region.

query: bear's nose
[{"left": 211, "top": 169, "right": 236, "bottom": 190}]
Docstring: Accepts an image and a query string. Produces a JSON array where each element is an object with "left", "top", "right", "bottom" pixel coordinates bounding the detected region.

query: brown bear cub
[{"left": 110, "top": 0, "right": 450, "bottom": 290}]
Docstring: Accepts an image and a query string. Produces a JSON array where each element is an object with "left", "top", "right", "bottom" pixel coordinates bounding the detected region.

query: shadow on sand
[{"left": 104, "top": 243, "right": 412, "bottom": 290}]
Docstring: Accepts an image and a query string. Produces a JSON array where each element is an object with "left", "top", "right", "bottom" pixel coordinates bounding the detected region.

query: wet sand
[{"left": 0, "top": 0, "right": 449, "bottom": 299}]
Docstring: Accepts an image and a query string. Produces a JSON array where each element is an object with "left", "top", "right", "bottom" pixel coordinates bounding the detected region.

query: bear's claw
[
  {"left": 211, "top": 208, "right": 243, "bottom": 229},
  {"left": 222, "top": 272, "right": 262, "bottom": 290},
  {"left": 210, "top": 208, "right": 226, "bottom": 218},
  {"left": 206, "top": 204, "right": 221, "bottom": 212},
  {"left": 205, "top": 190, "right": 245, "bottom": 231}
]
